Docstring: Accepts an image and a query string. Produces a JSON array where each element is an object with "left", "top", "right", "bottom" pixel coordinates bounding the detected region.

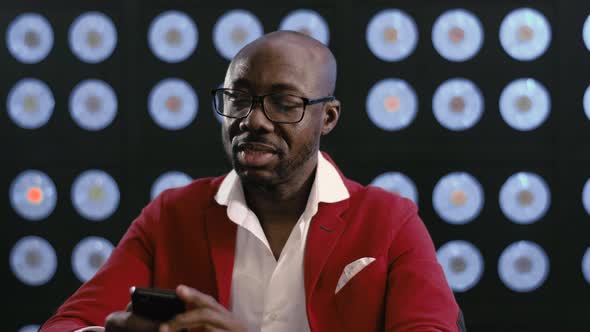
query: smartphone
[{"left": 130, "top": 286, "right": 186, "bottom": 322}]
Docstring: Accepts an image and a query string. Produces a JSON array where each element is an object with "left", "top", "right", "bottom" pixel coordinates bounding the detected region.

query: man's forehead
[
  {"left": 226, "top": 46, "right": 311, "bottom": 92},
  {"left": 225, "top": 31, "right": 337, "bottom": 95}
]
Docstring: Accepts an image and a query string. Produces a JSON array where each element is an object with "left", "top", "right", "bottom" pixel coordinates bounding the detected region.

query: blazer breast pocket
[
  {"left": 333, "top": 255, "right": 388, "bottom": 328},
  {"left": 334, "top": 255, "right": 386, "bottom": 297}
]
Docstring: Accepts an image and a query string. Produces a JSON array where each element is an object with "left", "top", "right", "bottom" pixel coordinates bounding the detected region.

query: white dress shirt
[
  {"left": 75, "top": 152, "right": 349, "bottom": 332},
  {"left": 214, "top": 152, "right": 349, "bottom": 332}
]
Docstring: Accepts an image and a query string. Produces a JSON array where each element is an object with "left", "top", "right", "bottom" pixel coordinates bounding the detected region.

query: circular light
[
  {"left": 7, "top": 78, "right": 55, "bottom": 129},
  {"left": 370, "top": 172, "right": 418, "bottom": 204},
  {"left": 18, "top": 325, "right": 40, "bottom": 332},
  {"left": 69, "top": 12, "right": 117, "bottom": 63},
  {"left": 6, "top": 13, "right": 53, "bottom": 63},
  {"left": 432, "top": 9, "right": 484, "bottom": 62},
  {"left": 366, "top": 9, "right": 418, "bottom": 62},
  {"left": 366, "top": 78, "right": 417, "bottom": 131},
  {"left": 499, "top": 78, "right": 550, "bottom": 131},
  {"left": 71, "top": 169, "right": 120, "bottom": 221},
  {"left": 437, "top": 240, "right": 484, "bottom": 292},
  {"left": 433, "top": 78, "right": 484, "bottom": 131},
  {"left": 148, "top": 11, "right": 198, "bottom": 63},
  {"left": 10, "top": 236, "right": 57, "bottom": 286},
  {"left": 433, "top": 172, "right": 484, "bottom": 224},
  {"left": 584, "top": 15, "right": 590, "bottom": 52},
  {"left": 279, "top": 9, "right": 329, "bottom": 45},
  {"left": 499, "top": 172, "right": 550, "bottom": 224},
  {"left": 148, "top": 78, "right": 198, "bottom": 130},
  {"left": 69, "top": 79, "right": 118, "bottom": 131},
  {"left": 498, "top": 241, "right": 549, "bottom": 292},
  {"left": 72, "top": 236, "right": 114, "bottom": 282},
  {"left": 499, "top": 8, "right": 551, "bottom": 61},
  {"left": 582, "top": 178, "right": 590, "bottom": 216},
  {"left": 10, "top": 170, "right": 57, "bottom": 221},
  {"left": 151, "top": 171, "right": 193, "bottom": 200},
  {"left": 583, "top": 84, "right": 590, "bottom": 122},
  {"left": 582, "top": 247, "right": 590, "bottom": 284},
  {"left": 213, "top": 10, "right": 263, "bottom": 60}
]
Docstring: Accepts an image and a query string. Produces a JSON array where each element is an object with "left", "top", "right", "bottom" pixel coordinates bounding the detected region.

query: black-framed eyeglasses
[{"left": 211, "top": 88, "right": 335, "bottom": 124}]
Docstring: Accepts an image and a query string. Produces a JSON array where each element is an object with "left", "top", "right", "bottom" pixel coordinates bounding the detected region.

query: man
[{"left": 41, "top": 31, "right": 464, "bottom": 332}]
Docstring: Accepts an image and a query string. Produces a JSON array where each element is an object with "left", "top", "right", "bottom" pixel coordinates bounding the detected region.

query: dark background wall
[{"left": 3, "top": 0, "right": 590, "bottom": 331}]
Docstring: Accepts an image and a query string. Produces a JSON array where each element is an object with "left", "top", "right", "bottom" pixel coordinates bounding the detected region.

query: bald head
[{"left": 227, "top": 31, "right": 337, "bottom": 96}]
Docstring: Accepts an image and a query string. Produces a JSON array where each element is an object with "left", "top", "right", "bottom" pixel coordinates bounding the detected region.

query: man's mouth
[{"left": 235, "top": 142, "right": 278, "bottom": 168}]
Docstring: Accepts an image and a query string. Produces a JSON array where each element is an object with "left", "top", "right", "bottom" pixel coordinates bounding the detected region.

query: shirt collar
[{"left": 214, "top": 152, "right": 349, "bottom": 209}]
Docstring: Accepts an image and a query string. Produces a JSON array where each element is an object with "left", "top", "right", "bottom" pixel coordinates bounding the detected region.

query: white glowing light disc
[
  {"left": 7, "top": 78, "right": 54, "bottom": 129},
  {"left": 10, "top": 170, "right": 57, "bottom": 221},
  {"left": 279, "top": 9, "right": 329, "bottom": 45},
  {"left": 213, "top": 10, "right": 263, "bottom": 60},
  {"left": 10, "top": 236, "right": 57, "bottom": 286},
  {"left": 583, "top": 84, "right": 590, "bottom": 122},
  {"left": 433, "top": 78, "right": 484, "bottom": 131},
  {"left": 432, "top": 9, "right": 484, "bottom": 62},
  {"left": 366, "top": 78, "right": 417, "bottom": 131},
  {"left": 69, "top": 79, "right": 118, "bottom": 131},
  {"left": 498, "top": 241, "right": 549, "bottom": 292},
  {"left": 370, "top": 171, "right": 418, "bottom": 204},
  {"left": 69, "top": 11, "right": 117, "bottom": 63},
  {"left": 18, "top": 325, "right": 40, "bottom": 332},
  {"left": 148, "top": 11, "right": 198, "bottom": 63},
  {"left": 148, "top": 78, "right": 198, "bottom": 130},
  {"left": 71, "top": 169, "right": 120, "bottom": 221},
  {"left": 72, "top": 236, "right": 114, "bottom": 282},
  {"left": 582, "top": 178, "right": 590, "bottom": 216},
  {"left": 583, "top": 15, "right": 590, "bottom": 52},
  {"left": 582, "top": 247, "right": 590, "bottom": 284},
  {"left": 433, "top": 172, "right": 484, "bottom": 224},
  {"left": 499, "top": 8, "right": 551, "bottom": 61},
  {"left": 6, "top": 13, "right": 53, "bottom": 63},
  {"left": 437, "top": 240, "right": 484, "bottom": 292},
  {"left": 499, "top": 172, "right": 550, "bottom": 224},
  {"left": 366, "top": 9, "right": 418, "bottom": 62},
  {"left": 499, "top": 78, "right": 550, "bottom": 131},
  {"left": 151, "top": 171, "right": 193, "bottom": 200}
]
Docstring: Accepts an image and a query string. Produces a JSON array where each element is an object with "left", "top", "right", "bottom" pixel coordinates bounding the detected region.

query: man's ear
[{"left": 321, "top": 99, "right": 341, "bottom": 136}]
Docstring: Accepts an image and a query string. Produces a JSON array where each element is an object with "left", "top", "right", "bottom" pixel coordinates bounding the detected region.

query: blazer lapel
[
  {"left": 304, "top": 199, "right": 349, "bottom": 301},
  {"left": 204, "top": 204, "right": 237, "bottom": 309}
]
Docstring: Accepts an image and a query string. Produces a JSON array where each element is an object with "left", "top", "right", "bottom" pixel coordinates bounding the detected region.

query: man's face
[{"left": 221, "top": 43, "right": 325, "bottom": 187}]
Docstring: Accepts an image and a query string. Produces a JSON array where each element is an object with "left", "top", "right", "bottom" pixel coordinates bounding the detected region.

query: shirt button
[{"left": 268, "top": 312, "right": 278, "bottom": 321}]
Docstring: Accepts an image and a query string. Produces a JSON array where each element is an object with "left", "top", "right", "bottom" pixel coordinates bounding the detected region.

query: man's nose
[{"left": 241, "top": 101, "right": 274, "bottom": 132}]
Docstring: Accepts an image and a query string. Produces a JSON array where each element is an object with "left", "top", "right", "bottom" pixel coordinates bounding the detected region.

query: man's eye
[{"left": 272, "top": 96, "right": 302, "bottom": 108}]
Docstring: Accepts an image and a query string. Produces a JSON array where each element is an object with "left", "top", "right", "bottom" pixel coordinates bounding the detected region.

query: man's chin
[{"left": 235, "top": 167, "right": 277, "bottom": 187}]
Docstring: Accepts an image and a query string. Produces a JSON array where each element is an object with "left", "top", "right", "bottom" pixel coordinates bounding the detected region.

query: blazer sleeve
[
  {"left": 385, "top": 200, "right": 462, "bottom": 332},
  {"left": 39, "top": 195, "right": 162, "bottom": 332}
]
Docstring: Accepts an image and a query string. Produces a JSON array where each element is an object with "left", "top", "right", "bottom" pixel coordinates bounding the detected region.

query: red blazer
[{"left": 41, "top": 165, "right": 461, "bottom": 332}]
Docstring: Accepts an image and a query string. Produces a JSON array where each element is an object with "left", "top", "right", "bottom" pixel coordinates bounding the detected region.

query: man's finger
[
  {"left": 176, "top": 285, "right": 221, "bottom": 309},
  {"left": 163, "top": 307, "right": 227, "bottom": 331},
  {"left": 105, "top": 311, "right": 159, "bottom": 332},
  {"left": 203, "top": 325, "right": 225, "bottom": 332}
]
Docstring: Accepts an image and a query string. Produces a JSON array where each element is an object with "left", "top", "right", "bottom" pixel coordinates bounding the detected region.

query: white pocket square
[{"left": 335, "top": 257, "right": 376, "bottom": 294}]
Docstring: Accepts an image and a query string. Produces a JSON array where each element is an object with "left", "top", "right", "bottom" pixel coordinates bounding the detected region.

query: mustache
[{"left": 233, "top": 136, "right": 281, "bottom": 154}]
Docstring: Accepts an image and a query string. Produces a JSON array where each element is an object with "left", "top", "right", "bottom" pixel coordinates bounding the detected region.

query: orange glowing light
[
  {"left": 384, "top": 96, "right": 400, "bottom": 112},
  {"left": 27, "top": 187, "right": 43, "bottom": 204}
]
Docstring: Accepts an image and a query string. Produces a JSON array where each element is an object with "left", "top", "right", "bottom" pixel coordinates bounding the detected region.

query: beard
[{"left": 222, "top": 131, "right": 319, "bottom": 189}]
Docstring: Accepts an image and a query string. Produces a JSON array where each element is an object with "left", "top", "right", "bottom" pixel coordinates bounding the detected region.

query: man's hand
[
  {"left": 104, "top": 302, "right": 160, "bottom": 332},
  {"left": 160, "top": 285, "right": 247, "bottom": 332}
]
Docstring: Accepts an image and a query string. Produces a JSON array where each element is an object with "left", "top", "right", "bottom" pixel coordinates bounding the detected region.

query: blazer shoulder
[
  {"left": 346, "top": 179, "right": 419, "bottom": 221},
  {"left": 155, "top": 175, "right": 226, "bottom": 210}
]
